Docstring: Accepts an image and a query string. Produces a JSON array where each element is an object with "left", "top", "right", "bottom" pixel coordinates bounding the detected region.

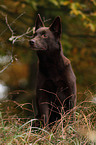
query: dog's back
[{"left": 29, "top": 14, "right": 76, "bottom": 126}]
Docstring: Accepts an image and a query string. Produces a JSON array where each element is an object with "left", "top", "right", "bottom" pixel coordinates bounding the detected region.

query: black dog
[{"left": 29, "top": 14, "right": 77, "bottom": 126}]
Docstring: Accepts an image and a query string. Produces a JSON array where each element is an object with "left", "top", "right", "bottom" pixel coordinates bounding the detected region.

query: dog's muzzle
[{"left": 29, "top": 39, "right": 47, "bottom": 51}]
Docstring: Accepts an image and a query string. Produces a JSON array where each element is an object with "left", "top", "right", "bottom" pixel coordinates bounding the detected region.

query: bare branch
[
  {"left": 0, "top": 12, "right": 26, "bottom": 37},
  {"left": 12, "top": 27, "right": 33, "bottom": 44},
  {"left": 5, "top": 15, "right": 14, "bottom": 35},
  {"left": 0, "top": 12, "right": 26, "bottom": 73},
  {"left": 0, "top": 58, "right": 13, "bottom": 73}
]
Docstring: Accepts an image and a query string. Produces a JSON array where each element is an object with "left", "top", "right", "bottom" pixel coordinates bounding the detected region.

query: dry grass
[{"left": 0, "top": 95, "right": 96, "bottom": 145}]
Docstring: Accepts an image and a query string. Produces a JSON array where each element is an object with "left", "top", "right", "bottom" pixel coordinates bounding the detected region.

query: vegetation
[{"left": 0, "top": 96, "right": 96, "bottom": 144}]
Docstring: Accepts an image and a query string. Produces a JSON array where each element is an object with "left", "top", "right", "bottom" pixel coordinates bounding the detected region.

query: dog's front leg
[
  {"left": 56, "top": 83, "right": 76, "bottom": 116},
  {"left": 39, "top": 103, "right": 49, "bottom": 126},
  {"left": 36, "top": 90, "right": 50, "bottom": 126}
]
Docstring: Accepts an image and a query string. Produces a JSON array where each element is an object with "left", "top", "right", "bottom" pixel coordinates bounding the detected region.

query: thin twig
[
  {"left": 0, "top": 12, "right": 26, "bottom": 36},
  {"left": 0, "top": 13, "right": 27, "bottom": 73},
  {"left": 5, "top": 15, "right": 14, "bottom": 35},
  {"left": 0, "top": 59, "right": 13, "bottom": 73}
]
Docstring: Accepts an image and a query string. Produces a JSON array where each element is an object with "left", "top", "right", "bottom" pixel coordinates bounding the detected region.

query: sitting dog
[{"left": 29, "top": 14, "right": 77, "bottom": 126}]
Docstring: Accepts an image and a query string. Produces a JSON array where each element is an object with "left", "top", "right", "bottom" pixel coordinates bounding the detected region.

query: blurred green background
[{"left": 0, "top": 0, "right": 96, "bottom": 105}]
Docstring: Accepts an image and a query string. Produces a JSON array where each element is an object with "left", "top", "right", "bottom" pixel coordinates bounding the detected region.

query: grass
[{"left": 0, "top": 96, "right": 96, "bottom": 145}]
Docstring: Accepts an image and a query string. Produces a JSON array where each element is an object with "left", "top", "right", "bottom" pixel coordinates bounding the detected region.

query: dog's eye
[{"left": 41, "top": 34, "right": 48, "bottom": 38}]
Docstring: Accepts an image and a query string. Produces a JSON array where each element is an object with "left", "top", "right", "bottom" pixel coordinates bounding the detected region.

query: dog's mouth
[
  {"left": 29, "top": 40, "right": 47, "bottom": 51},
  {"left": 31, "top": 47, "right": 47, "bottom": 51}
]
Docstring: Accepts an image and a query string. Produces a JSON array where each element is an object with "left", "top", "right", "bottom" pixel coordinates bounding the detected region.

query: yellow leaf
[
  {"left": 87, "top": 23, "right": 95, "bottom": 32},
  {"left": 60, "top": 1, "right": 70, "bottom": 6}
]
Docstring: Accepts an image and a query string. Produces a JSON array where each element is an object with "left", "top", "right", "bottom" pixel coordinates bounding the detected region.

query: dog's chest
[{"left": 39, "top": 62, "right": 64, "bottom": 82}]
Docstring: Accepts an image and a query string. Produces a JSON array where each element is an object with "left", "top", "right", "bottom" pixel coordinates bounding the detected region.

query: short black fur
[{"left": 29, "top": 14, "right": 77, "bottom": 126}]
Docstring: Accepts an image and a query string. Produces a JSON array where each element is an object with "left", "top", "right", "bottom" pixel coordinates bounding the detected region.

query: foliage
[
  {"left": 25, "top": 0, "right": 96, "bottom": 31},
  {"left": 0, "top": 96, "right": 96, "bottom": 144}
]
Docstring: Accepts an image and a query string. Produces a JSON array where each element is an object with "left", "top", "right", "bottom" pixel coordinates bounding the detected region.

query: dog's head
[{"left": 29, "top": 14, "right": 61, "bottom": 52}]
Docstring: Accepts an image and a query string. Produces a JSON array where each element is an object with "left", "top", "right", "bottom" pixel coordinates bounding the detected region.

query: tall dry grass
[{"left": 0, "top": 92, "right": 96, "bottom": 145}]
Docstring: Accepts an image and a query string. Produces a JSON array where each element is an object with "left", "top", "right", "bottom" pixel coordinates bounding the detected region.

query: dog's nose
[{"left": 29, "top": 40, "right": 35, "bottom": 46}]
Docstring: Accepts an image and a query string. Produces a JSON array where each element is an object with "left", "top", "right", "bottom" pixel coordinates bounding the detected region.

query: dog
[{"left": 29, "top": 14, "right": 77, "bottom": 126}]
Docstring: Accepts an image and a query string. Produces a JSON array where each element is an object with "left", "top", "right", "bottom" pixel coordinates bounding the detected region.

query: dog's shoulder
[
  {"left": 61, "top": 52, "right": 70, "bottom": 66},
  {"left": 63, "top": 56, "right": 71, "bottom": 66},
  {"left": 63, "top": 56, "right": 70, "bottom": 66}
]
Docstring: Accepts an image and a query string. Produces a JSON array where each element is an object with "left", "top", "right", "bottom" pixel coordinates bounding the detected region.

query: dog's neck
[{"left": 37, "top": 49, "right": 61, "bottom": 64}]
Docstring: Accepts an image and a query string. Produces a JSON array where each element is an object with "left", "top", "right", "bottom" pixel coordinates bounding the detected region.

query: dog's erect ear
[
  {"left": 35, "top": 14, "right": 44, "bottom": 31},
  {"left": 49, "top": 16, "right": 61, "bottom": 39}
]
